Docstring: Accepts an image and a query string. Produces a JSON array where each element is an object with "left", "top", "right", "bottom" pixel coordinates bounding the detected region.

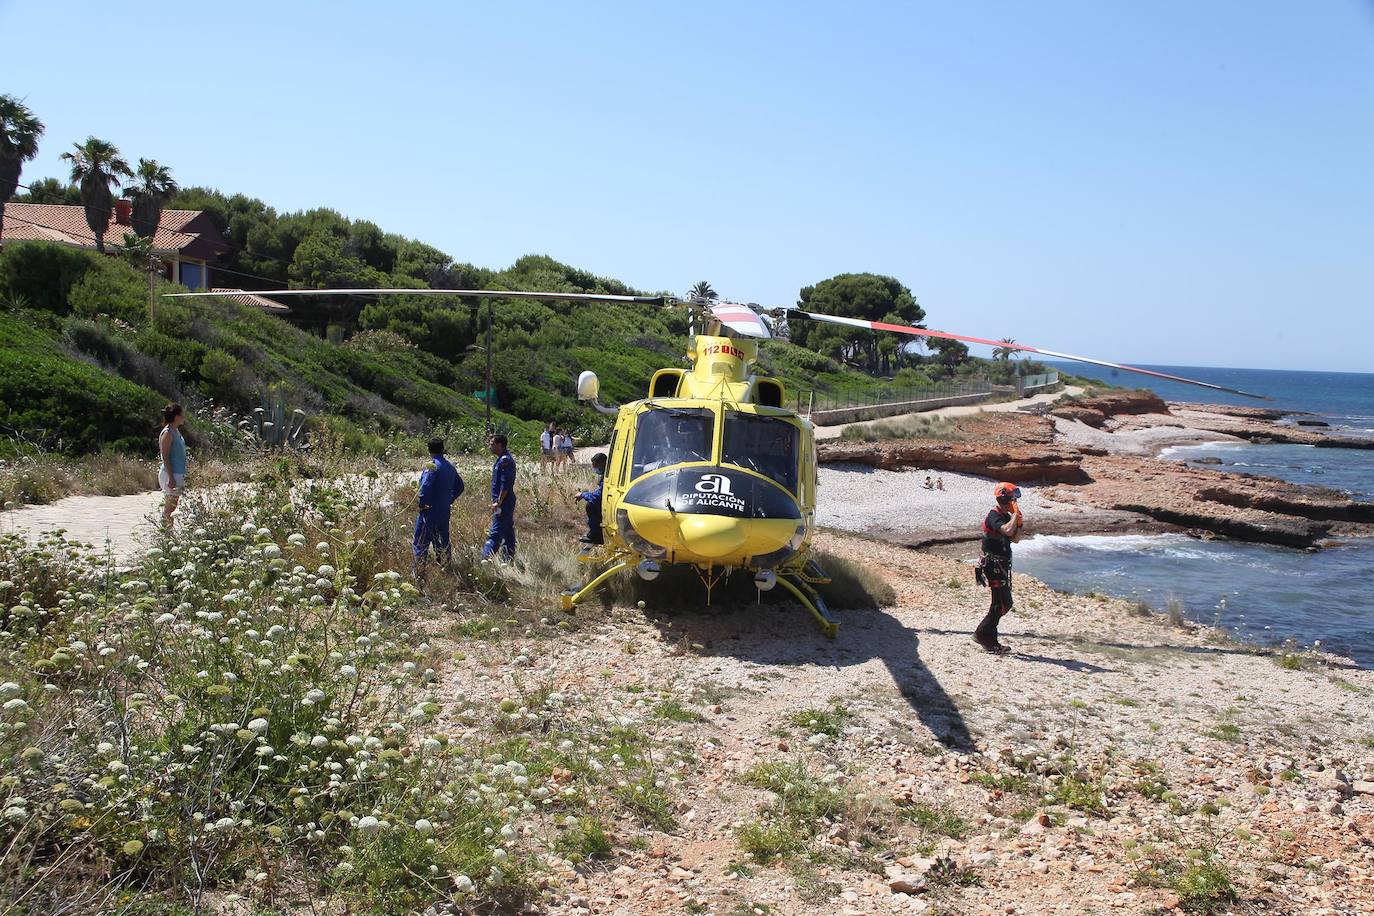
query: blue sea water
[{"left": 1015, "top": 363, "right": 1374, "bottom": 666}]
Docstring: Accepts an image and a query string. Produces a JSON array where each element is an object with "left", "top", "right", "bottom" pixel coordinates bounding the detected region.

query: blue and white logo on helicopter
[
  {"left": 689, "top": 473, "right": 746, "bottom": 513},
  {"left": 694, "top": 474, "right": 735, "bottom": 496}
]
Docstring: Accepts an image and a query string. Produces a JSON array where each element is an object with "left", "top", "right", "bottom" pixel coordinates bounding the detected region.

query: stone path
[{"left": 0, "top": 491, "right": 164, "bottom": 564}]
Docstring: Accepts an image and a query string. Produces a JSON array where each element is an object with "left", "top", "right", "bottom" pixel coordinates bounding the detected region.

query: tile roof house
[{"left": 3, "top": 200, "right": 228, "bottom": 293}]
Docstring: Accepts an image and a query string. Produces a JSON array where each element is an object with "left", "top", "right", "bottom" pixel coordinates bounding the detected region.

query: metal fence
[
  {"left": 1016, "top": 370, "right": 1059, "bottom": 391},
  {"left": 797, "top": 379, "right": 994, "bottom": 415}
]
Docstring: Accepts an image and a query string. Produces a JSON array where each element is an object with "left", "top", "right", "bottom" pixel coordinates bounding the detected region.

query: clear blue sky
[{"left": 4, "top": 0, "right": 1372, "bottom": 371}]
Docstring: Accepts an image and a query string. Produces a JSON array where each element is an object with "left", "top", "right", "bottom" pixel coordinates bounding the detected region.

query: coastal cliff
[{"left": 817, "top": 392, "right": 1374, "bottom": 549}]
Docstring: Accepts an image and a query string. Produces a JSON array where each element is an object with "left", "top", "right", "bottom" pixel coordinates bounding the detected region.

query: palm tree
[
  {"left": 688, "top": 281, "right": 717, "bottom": 301},
  {"left": 60, "top": 137, "right": 132, "bottom": 252},
  {"left": 124, "top": 158, "right": 177, "bottom": 240},
  {"left": 0, "top": 95, "right": 45, "bottom": 247},
  {"left": 992, "top": 338, "right": 1018, "bottom": 361}
]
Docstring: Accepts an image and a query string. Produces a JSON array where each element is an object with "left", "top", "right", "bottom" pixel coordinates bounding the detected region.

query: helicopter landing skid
[
  {"left": 777, "top": 574, "right": 839, "bottom": 639},
  {"left": 560, "top": 558, "right": 631, "bottom": 613}
]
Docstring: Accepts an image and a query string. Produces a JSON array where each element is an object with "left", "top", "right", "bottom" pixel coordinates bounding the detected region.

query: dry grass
[
  {"left": 839, "top": 414, "right": 963, "bottom": 444},
  {"left": 0, "top": 452, "right": 159, "bottom": 507}
]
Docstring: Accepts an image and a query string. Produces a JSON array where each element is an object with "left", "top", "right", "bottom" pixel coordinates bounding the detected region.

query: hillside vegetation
[{"left": 1, "top": 182, "right": 1051, "bottom": 460}]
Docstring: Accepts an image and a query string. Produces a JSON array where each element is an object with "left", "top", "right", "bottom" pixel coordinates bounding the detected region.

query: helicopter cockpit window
[
  {"left": 631, "top": 407, "right": 713, "bottom": 477},
  {"left": 722, "top": 412, "right": 799, "bottom": 492}
]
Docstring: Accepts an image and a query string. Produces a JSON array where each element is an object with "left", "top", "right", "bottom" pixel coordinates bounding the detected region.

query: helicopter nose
[{"left": 677, "top": 515, "right": 748, "bottom": 559}]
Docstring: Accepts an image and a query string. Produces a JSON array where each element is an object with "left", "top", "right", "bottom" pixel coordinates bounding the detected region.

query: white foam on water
[{"left": 1015, "top": 533, "right": 1222, "bottom": 562}]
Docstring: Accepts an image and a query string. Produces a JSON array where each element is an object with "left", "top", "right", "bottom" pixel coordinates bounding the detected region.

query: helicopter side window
[
  {"left": 631, "top": 408, "right": 713, "bottom": 478},
  {"left": 722, "top": 412, "right": 799, "bottom": 492}
]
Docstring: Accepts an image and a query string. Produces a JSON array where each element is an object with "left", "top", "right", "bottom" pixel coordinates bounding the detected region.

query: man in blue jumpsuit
[
  {"left": 573, "top": 452, "right": 607, "bottom": 544},
  {"left": 414, "top": 437, "right": 463, "bottom": 575},
  {"left": 482, "top": 434, "right": 517, "bottom": 560}
]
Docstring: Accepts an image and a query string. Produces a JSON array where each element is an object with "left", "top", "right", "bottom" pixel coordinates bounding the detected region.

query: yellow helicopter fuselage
[
  {"left": 597, "top": 334, "right": 816, "bottom": 571},
  {"left": 564, "top": 331, "right": 839, "bottom": 634}
]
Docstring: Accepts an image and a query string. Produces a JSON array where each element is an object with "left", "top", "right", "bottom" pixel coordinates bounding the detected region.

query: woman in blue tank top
[{"left": 158, "top": 403, "right": 188, "bottom": 528}]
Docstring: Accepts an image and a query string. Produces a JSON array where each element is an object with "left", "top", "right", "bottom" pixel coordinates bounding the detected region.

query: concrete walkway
[{"left": 812, "top": 385, "right": 1083, "bottom": 440}]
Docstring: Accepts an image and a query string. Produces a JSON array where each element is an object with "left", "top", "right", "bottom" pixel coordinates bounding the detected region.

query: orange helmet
[{"left": 994, "top": 482, "right": 1021, "bottom": 503}]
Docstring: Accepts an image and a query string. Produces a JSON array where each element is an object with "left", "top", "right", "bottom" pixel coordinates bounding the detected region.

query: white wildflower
[
  {"left": 356, "top": 816, "right": 381, "bottom": 835},
  {"left": 414, "top": 818, "right": 434, "bottom": 834}
]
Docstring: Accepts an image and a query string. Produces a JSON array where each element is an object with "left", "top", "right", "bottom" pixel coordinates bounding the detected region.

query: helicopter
[{"left": 168, "top": 287, "right": 1265, "bottom": 636}]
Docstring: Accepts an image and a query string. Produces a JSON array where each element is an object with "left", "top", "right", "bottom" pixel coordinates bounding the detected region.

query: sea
[{"left": 1013, "top": 363, "right": 1374, "bottom": 666}]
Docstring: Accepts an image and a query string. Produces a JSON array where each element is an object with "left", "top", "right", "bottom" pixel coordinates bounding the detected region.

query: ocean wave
[
  {"left": 1158, "top": 442, "right": 1248, "bottom": 460},
  {"left": 1016, "top": 533, "right": 1224, "bottom": 562}
]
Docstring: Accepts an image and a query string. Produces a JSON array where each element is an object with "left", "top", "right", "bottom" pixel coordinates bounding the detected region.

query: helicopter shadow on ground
[{"left": 636, "top": 596, "right": 977, "bottom": 753}]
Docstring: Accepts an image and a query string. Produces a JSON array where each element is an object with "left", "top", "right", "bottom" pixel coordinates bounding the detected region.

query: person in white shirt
[{"left": 540, "top": 423, "right": 555, "bottom": 470}]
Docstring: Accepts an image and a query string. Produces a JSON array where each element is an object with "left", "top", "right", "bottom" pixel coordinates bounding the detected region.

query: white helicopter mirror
[{"left": 576, "top": 370, "right": 601, "bottom": 401}]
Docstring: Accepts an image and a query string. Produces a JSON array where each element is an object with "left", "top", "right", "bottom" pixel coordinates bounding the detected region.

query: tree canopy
[
  {"left": 789, "top": 273, "right": 925, "bottom": 374},
  {"left": 0, "top": 94, "right": 45, "bottom": 241},
  {"left": 61, "top": 137, "right": 132, "bottom": 253}
]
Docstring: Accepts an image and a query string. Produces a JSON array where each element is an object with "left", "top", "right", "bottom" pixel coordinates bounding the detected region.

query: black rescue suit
[{"left": 975, "top": 505, "right": 1015, "bottom": 648}]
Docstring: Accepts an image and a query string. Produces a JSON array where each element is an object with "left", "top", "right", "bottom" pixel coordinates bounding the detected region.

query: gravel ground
[{"left": 427, "top": 530, "right": 1374, "bottom": 915}]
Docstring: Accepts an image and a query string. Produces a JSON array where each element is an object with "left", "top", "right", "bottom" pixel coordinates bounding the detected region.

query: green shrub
[
  {"left": 66, "top": 255, "right": 149, "bottom": 325},
  {"left": 198, "top": 347, "right": 241, "bottom": 392},
  {"left": 0, "top": 313, "right": 163, "bottom": 453},
  {"left": 64, "top": 318, "right": 180, "bottom": 398},
  {"left": 0, "top": 241, "right": 94, "bottom": 315},
  {"left": 737, "top": 820, "right": 805, "bottom": 864}
]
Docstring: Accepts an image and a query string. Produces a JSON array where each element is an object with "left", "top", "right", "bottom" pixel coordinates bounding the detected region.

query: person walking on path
[
  {"left": 157, "top": 403, "right": 188, "bottom": 529},
  {"left": 483, "top": 434, "right": 518, "bottom": 560},
  {"left": 974, "top": 481, "right": 1023, "bottom": 654},
  {"left": 573, "top": 452, "right": 607, "bottom": 545},
  {"left": 552, "top": 428, "right": 568, "bottom": 470},
  {"left": 540, "top": 423, "right": 556, "bottom": 471},
  {"left": 414, "top": 437, "right": 464, "bottom": 576}
]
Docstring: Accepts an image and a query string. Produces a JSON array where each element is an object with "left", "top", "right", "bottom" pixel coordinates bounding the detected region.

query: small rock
[
  {"left": 889, "top": 875, "right": 927, "bottom": 895},
  {"left": 1315, "top": 769, "right": 1350, "bottom": 796},
  {"left": 1350, "top": 780, "right": 1374, "bottom": 796},
  {"left": 841, "top": 891, "right": 860, "bottom": 903},
  {"left": 971, "top": 851, "right": 997, "bottom": 867}
]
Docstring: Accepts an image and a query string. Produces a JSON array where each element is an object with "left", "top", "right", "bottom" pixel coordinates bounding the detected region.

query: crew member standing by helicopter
[
  {"left": 483, "top": 434, "right": 517, "bottom": 560},
  {"left": 573, "top": 452, "right": 607, "bottom": 545},
  {"left": 975, "top": 482, "right": 1023, "bottom": 655}
]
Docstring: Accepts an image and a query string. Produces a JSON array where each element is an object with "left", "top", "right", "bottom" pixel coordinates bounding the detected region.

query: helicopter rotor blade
[
  {"left": 163, "top": 288, "right": 677, "bottom": 306},
  {"left": 786, "top": 308, "right": 1269, "bottom": 399},
  {"left": 709, "top": 301, "right": 772, "bottom": 339}
]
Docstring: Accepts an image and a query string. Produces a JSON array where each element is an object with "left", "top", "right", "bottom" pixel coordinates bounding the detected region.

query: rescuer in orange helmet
[{"left": 974, "top": 482, "right": 1023, "bottom": 654}]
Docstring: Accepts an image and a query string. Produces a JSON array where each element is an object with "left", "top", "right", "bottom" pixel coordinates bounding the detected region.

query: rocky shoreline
[{"left": 817, "top": 392, "right": 1374, "bottom": 550}]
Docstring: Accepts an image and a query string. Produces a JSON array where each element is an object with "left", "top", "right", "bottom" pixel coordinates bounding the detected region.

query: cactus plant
[{"left": 240, "top": 386, "right": 308, "bottom": 449}]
